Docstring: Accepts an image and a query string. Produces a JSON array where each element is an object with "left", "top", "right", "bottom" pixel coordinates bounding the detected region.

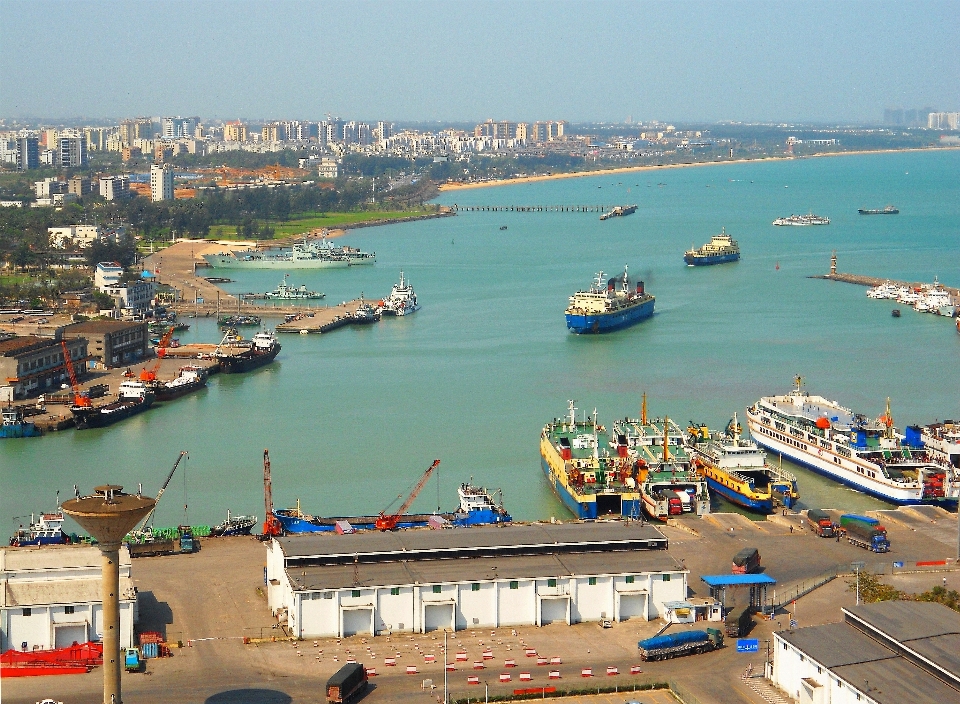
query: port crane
[
  {"left": 375, "top": 459, "right": 441, "bottom": 531},
  {"left": 60, "top": 341, "right": 90, "bottom": 408},
  {"left": 262, "top": 449, "right": 282, "bottom": 537},
  {"left": 134, "top": 451, "right": 189, "bottom": 533},
  {"left": 139, "top": 326, "right": 176, "bottom": 382}
]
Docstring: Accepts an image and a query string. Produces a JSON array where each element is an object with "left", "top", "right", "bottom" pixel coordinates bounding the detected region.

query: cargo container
[
  {"left": 127, "top": 539, "right": 175, "bottom": 558},
  {"left": 731, "top": 547, "right": 760, "bottom": 574},
  {"left": 806, "top": 509, "right": 835, "bottom": 538},
  {"left": 840, "top": 514, "right": 881, "bottom": 530},
  {"left": 844, "top": 520, "right": 890, "bottom": 553},
  {"left": 637, "top": 628, "right": 723, "bottom": 661},
  {"left": 326, "top": 662, "right": 368, "bottom": 703}
]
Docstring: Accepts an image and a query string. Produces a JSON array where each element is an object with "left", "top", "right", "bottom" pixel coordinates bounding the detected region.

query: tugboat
[
  {"left": 380, "top": 271, "right": 420, "bottom": 316},
  {"left": 9, "top": 511, "right": 69, "bottom": 546},
  {"left": 1, "top": 404, "right": 41, "bottom": 438},
  {"left": 264, "top": 274, "right": 325, "bottom": 300},
  {"left": 71, "top": 380, "right": 154, "bottom": 430},
  {"left": 683, "top": 227, "right": 740, "bottom": 266},
  {"left": 149, "top": 366, "right": 208, "bottom": 401},
  {"left": 352, "top": 298, "right": 381, "bottom": 324},
  {"left": 216, "top": 330, "right": 281, "bottom": 374},
  {"left": 210, "top": 510, "right": 258, "bottom": 536},
  {"left": 565, "top": 266, "right": 655, "bottom": 334}
]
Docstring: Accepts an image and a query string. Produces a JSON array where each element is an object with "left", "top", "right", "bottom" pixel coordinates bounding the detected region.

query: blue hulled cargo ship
[
  {"left": 565, "top": 266, "right": 655, "bottom": 334},
  {"left": 683, "top": 228, "right": 740, "bottom": 266}
]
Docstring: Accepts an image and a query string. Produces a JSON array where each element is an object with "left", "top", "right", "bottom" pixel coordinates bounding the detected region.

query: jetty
[
  {"left": 809, "top": 252, "right": 960, "bottom": 297},
  {"left": 451, "top": 204, "right": 621, "bottom": 213}
]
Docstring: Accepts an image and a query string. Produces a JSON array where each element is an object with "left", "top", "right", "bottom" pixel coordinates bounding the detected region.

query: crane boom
[
  {"left": 140, "top": 326, "right": 175, "bottom": 381},
  {"left": 136, "top": 451, "right": 189, "bottom": 532},
  {"left": 262, "top": 449, "right": 281, "bottom": 537},
  {"left": 376, "top": 459, "right": 440, "bottom": 531},
  {"left": 60, "top": 341, "right": 90, "bottom": 408}
]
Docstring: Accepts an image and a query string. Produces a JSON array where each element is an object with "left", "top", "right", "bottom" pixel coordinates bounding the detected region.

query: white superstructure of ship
[
  {"left": 745, "top": 377, "right": 959, "bottom": 506},
  {"left": 380, "top": 271, "right": 420, "bottom": 316},
  {"left": 865, "top": 277, "right": 957, "bottom": 317},
  {"left": 772, "top": 214, "right": 830, "bottom": 226}
]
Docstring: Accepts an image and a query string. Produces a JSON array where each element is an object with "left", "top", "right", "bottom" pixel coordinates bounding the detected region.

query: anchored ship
[
  {"left": 689, "top": 414, "right": 799, "bottom": 513},
  {"left": 683, "top": 228, "right": 740, "bottom": 266},
  {"left": 1, "top": 404, "right": 41, "bottom": 438},
  {"left": 216, "top": 330, "right": 281, "bottom": 374},
  {"left": 9, "top": 512, "right": 69, "bottom": 547},
  {"left": 745, "top": 377, "right": 960, "bottom": 506},
  {"left": 210, "top": 510, "right": 258, "bottom": 536},
  {"left": 71, "top": 380, "right": 154, "bottom": 430},
  {"left": 599, "top": 204, "right": 637, "bottom": 221},
  {"left": 379, "top": 271, "right": 420, "bottom": 316},
  {"left": 565, "top": 266, "right": 655, "bottom": 334},
  {"left": 149, "top": 366, "right": 208, "bottom": 402},
  {"left": 858, "top": 205, "right": 899, "bottom": 215},
  {"left": 772, "top": 214, "right": 830, "bottom": 226},
  {"left": 202, "top": 237, "right": 374, "bottom": 269},
  {"left": 264, "top": 275, "right": 325, "bottom": 300}
]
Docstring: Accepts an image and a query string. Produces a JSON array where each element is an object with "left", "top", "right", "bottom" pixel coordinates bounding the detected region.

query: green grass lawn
[
  {"left": 207, "top": 209, "right": 436, "bottom": 239},
  {"left": 0, "top": 274, "right": 32, "bottom": 286}
]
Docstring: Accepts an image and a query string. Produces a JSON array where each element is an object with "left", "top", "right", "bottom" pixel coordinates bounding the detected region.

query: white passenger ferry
[{"left": 745, "top": 378, "right": 959, "bottom": 506}]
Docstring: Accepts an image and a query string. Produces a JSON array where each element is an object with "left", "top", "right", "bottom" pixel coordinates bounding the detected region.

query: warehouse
[
  {"left": 0, "top": 545, "right": 137, "bottom": 651},
  {"left": 771, "top": 601, "right": 960, "bottom": 704},
  {"left": 267, "top": 522, "right": 687, "bottom": 638}
]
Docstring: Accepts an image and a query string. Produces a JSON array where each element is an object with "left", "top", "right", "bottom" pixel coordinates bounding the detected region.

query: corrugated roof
[
  {"left": 779, "top": 622, "right": 895, "bottom": 668},
  {"left": 1, "top": 545, "right": 131, "bottom": 571},
  {"left": 844, "top": 601, "right": 960, "bottom": 642},
  {"left": 0, "top": 335, "right": 56, "bottom": 356},
  {"left": 700, "top": 574, "right": 777, "bottom": 586},
  {"left": 2, "top": 577, "right": 136, "bottom": 607},
  {"left": 831, "top": 656, "right": 960, "bottom": 704},
  {"left": 64, "top": 320, "right": 146, "bottom": 333}
]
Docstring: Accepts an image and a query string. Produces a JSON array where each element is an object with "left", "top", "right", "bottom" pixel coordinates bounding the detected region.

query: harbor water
[{"left": 3, "top": 150, "right": 959, "bottom": 531}]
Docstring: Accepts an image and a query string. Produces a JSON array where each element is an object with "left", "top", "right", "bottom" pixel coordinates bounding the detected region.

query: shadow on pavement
[
  {"left": 205, "top": 689, "right": 292, "bottom": 704},
  {"left": 136, "top": 590, "right": 173, "bottom": 639}
]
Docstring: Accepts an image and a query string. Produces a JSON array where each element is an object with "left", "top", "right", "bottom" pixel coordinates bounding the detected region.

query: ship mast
[
  {"left": 641, "top": 393, "right": 647, "bottom": 425},
  {"left": 567, "top": 399, "right": 577, "bottom": 429},
  {"left": 663, "top": 416, "right": 671, "bottom": 462}
]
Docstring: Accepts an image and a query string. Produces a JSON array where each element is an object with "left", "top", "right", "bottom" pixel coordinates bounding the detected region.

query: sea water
[{"left": 3, "top": 150, "right": 959, "bottom": 531}]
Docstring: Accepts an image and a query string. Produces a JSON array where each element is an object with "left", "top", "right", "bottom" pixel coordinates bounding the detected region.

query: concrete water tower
[{"left": 62, "top": 485, "right": 155, "bottom": 704}]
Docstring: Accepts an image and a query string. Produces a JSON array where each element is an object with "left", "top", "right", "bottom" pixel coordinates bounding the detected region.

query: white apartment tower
[{"left": 150, "top": 163, "right": 174, "bottom": 201}]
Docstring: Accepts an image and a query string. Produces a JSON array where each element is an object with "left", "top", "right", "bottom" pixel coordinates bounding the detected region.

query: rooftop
[
  {"left": 0, "top": 335, "right": 58, "bottom": 356},
  {"left": 64, "top": 319, "right": 146, "bottom": 333},
  {"left": 700, "top": 574, "right": 777, "bottom": 586},
  {"left": 1, "top": 544, "right": 132, "bottom": 572}
]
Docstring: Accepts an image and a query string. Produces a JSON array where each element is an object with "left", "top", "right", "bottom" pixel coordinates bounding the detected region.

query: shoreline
[{"left": 436, "top": 146, "right": 960, "bottom": 192}]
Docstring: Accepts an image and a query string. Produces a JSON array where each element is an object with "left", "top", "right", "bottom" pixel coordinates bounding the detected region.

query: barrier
[
  {"left": 365, "top": 668, "right": 377, "bottom": 677},
  {"left": 549, "top": 670, "right": 561, "bottom": 679},
  {"left": 446, "top": 663, "right": 456, "bottom": 672},
  {"left": 467, "top": 675, "right": 480, "bottom": 685},
  {"left": 519, "top": 672, "right": 532, "bottom": 681},
  {"left": 514, "top": 687, "right": 557, "bottom": 696},
  {"left": 525, "top": 648, "right": 537, "bottom": 657},
  {"left": 630, "top": 665, "right": 643, "bottom": 675},
  {"left": 473, "top": 662, "right": 485, "bottom": 670},
  {"left": 406, "top": 665, "right": 418, "bottom": 674},
  {"left": 581, "top": 668, "right": 593, "bottom": 677},
  {"left": 482, "top": 650, "right": 494, "bottom": 659},
  {"left": 550, "top": 657, "right": 562, "bottom": 665},
  {"left": 456, "top": 651, "right": 468, "bottom": 661},
  {"left": 537, "top": 657, "right": 548, "bottom": 666},
  {"left": 499, "top": 673, "right": 511, "bottom": 682},
  {"left": 607, "top": 666, "right": 618, "bottom": 675},
  {"left": 424, "top": 654, "right": 436, "bottom": 663},
  {"left": 384, "top": 658, "right": 396, "bottom": 666},
  {"left": 504, "top": 659, "right": 516, "bottom": 668}
]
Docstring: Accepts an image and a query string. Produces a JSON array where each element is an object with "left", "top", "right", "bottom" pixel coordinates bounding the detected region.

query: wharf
[
  {"left": 274, "top": 300, "right": 366, "bottom": 333},
  {"left": 809, "top": 253, "right": 960, "bottom": 297},
  {"left": 452, "top": 204, "right": 621, "bottom": 213}
]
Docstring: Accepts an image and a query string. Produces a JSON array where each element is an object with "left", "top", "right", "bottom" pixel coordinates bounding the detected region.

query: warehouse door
[
  {"left": 539, "top": 597, "right": 569, "bottom": 625},
  {"left": 54, "top": 623, "right": 88, "bottom": 648},
  {"left": 618, "top": 593, "right": 647, "bottom": 621},
  {"left": 423, "top": 603, "right": 455, "bottom": 633},
  {"left": 341, "top": 608, "right": 373, "bottom": 637}
]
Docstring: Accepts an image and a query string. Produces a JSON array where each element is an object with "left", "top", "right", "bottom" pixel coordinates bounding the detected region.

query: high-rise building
[
  {"left": 529, "top": 122, "right": 548, "bottom": 143},
  {"left": 99, "top": 176, "right": 130, "bottom": 201},
  {"left": 150, "top": 163, "right": 174, "bottom": 202},
  {"left": 261, "top": 123, "right": 286, "bottom": 142},
  {"left": 84, "top": 127, "right": 110, "bottom": 151},
  {"left": 377, "top": 121, "right": 392, "bottom": 142},
  {"left": 16, "top": 137, "right": 39, "bottom": 171},
  {"left": 160, "top": 116, "right": 198, "bottom": 139},
  {"left": 515, "top": 123, "right": 528, "bottom": 142},
  {"left": 223, "top": 121, "right": 247, "bottom": 142},
  {"left": 68, "top": 177, "right": 93, "bottom": 196},
  {"left": 58, "top": 134, "right": 87, "bottom": 168}
]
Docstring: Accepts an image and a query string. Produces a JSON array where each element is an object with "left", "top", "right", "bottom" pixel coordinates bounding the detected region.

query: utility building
[{"left": 267, "top": 522, "right": 685, "bottom": 638}]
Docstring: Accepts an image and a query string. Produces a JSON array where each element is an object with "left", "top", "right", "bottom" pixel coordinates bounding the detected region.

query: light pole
[{"left": 443, "top": 629, "right": 447, "bottom": 704}]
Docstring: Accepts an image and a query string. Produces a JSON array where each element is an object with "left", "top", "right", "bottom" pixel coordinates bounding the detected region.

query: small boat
[
  {"left": 772, "top": 214, "right": 830, "bottom": 226},
  {"left": 1, "top": 404, "right": 41, "bottom": 438},
  {"left": 9, "top": 512, "right": 69, "bottom": 546},
  {"left": 218, "top": 315, "right": 262, "bottom": 327},
  {"left": 499, "top": 226, "right": 508, "bottom": 231},
  {"left": 264, "top": 274, "right": 324, "bottom": 300},
  {"left": 210, "top": 510, "right": 258, "bottom": 536},
  {"left": 859, "top": 206, "right": 899, "bottom": 215},
  {"left": 216, "top": 330, "right": 281, "bottom": 374},
  {"left": 352, "top": 300, "right": 381, "bottom": 324},
  {"left": 379, "top": 271, "right": 420, "bottom": 316},
  {"left": 892, "top": 309, "right": 901, "bottom": 318}
]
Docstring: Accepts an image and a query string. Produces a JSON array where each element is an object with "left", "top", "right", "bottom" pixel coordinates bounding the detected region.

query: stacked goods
[
  {"left": 637, "top": 629, "right": 723, "bottom": 661},
  {"left": 806, "top": 509, "right": 835, "bottom": 537},
  {"left": 732, "top": 547, "right": 761, "bottom": 574}
]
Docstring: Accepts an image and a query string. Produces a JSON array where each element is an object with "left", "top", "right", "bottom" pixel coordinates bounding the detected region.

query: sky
[{"left": 2, "top": 0, "right": 958, "bottom": 124}]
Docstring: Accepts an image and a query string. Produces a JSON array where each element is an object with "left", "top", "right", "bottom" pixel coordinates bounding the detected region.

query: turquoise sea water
[{"left": 3, "top": 150, "right": 959, "bottom": 532}]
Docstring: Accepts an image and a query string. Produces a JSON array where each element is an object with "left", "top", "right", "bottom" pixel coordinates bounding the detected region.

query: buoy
[{"left": 775, "top": 262, "right": 780, "bottom": 270}]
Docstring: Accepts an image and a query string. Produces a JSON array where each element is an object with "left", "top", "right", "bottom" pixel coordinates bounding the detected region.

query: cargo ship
[
  {"left": 919, "top": 421, "right": 960, "bottom": 469},
  {"left": 71, "top": 380, "right": 155, "bottom": 430},
  {"left": 272, "top": 483, "right": 511, "bottom": 533},
  {"left": 683, "top": 228, "right": 740, "bottom": 266},
  {"left": 1, "top": 404, "right": 40, "bottom": 438},
  {"left": 539, "top": 399, "right": 709, "bottom": 520},
  {"left": 9, "top": 512, "right": 69, "bottom": 547},
  {"left": 210, "top": 510, "right": 258, "bottom": 536},
  {"left": 688, "top": 414, "right": 799, "bottom": 513},
  {"left": 858, "top": 206, "right": 899, "bottom": 215},
  {"left": 202, "top": 237, "right": 374, "bottom": 269},
  {"left": 216, "top": 331, "right": 281, "bottom": 374},
  {"left": 149, "top": 366, "right": 208, "bottom": 401},
  {"left": 772, "top": 214, "right": 830, "bottom": 226},
  {"left": 565, "top": 266, "right": 655, "bottom": 334},
  {"left": 745, "top": 377, "right": 960, "bottom": 506},
  {"left": 599, "top": 204, "right": 637, "bottom": 220},
  {"left": 379, "top": 271, "right": 420, "bottom": 316}
]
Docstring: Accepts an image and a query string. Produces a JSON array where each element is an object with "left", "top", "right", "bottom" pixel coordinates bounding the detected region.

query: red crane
[
  {"left": 139, "top": 326, "right": 176, "bottom": 382},
  {"left": 262, "top": 449, "right": 281, "bottom": 537},
  {"left": 60, "top": 341, "right": 90, "bottom": 408},
  {"left": 375, "top": 459, "right": 441, "bottom": 531}
]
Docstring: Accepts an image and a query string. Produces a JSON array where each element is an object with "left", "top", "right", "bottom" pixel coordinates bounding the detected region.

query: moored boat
[
  {"left": 565, "top": 266, "right": 655, "bottom": 334},
  {"left": 149, "top": 365, "right": 208, "bottom": 401},
  {"left": 216, "top": 330, "right": 281, "bottom": 374},
  {"left": 859, "top": 205, "right": 899, "bottom": 215},
  {"left": 71, "top": 380, "right": 154, "bottom": 430},
  {"left": 599, "top": 204, "right": 637, "bottom": 221},
  {"left": 352, "top": 300, "right": 381, "bottom": 324},
  {"left": 683, "top": 227, "right": 740, "bottom": 266},
  {"left": 9, "top": 512, "right": 69, "bottom": 547},
  {"left": 210, "top": 510, "right": 258, "bottom": 536},
  {"left": 919, "top": 421, "right": 960, "bottom": 469},
  {"left": 745, "top": 377, "right": 960, "bottom": 506},
  {"left": 379, "top": 271, "right": 420, "bottom": 316},
  {"left": 218, "top": 314, "right": 262, "bottom": 327},
  {"left": 264, "top": 274, "right": 324, "bottom": 300},
  {"left": 1, "top": 404, "right": 41, "bottom": 438},
  {"left": 689, "top": 413, "right": 799, "bottom": 513}
]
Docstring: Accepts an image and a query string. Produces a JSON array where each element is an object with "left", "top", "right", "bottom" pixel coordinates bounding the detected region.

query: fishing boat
[
  {"left": 858, "top": 205, "right": 899, "bottom": 215},
  {"left": 210, "top": 510, "right": 258, "bottom": 536},
  {"left": 216, "top": 330, "right": 281, "bottom": 374},
  {"left": 379, "top": 271, "right": 420, "bottom": 316},
  {"left": 599, "top": 204, "right": 637, "bottom": 220},
  {"left": 1, "top": 404, "right": 41, "bottom": 438},
  {"left": 149, "top": 366, "right": 208, "bottom": 401},
  {"left": 264, "top": 274, "right": 325, "bottom": 300},
  {"left": 689, "top": 414, "right": 799, "bottom": 513},
  {"left": 683, "top": 228, "right": 740, "bottom": 266},
  {"left": 539, "top": 399, "right": 709, "bottom": 520},
  {"left": 772, "top": 214, "right": 830, "bottom": 226},
  {"left": 272, "top": 483, "right": 511, "bottom": 534},
  {"left": 745, "top": 377, "right": 960, "bottom": 506},
  {"left": 9, "top": 512, "right": 69, "bottom": 547},
  {"left": 565, "top": 266, "right": 655, "bottom": 334},
  {"left": 71, "top": 380, "right": 154, "bottom": 430}
]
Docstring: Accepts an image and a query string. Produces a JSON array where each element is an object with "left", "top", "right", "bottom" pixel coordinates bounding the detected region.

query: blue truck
[
  {"left": 638, "top": 628, "right": 723, "bottom": 661},
  {"left": 840, "top": 514, "right": 890, "bottom": 553}
]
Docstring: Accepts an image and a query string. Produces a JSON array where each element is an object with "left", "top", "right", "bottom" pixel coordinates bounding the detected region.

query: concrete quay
[
  {"left": 3, "top": 507, "right": 956, "bottom": 704},
  {"left": 274, "top": 300, "right": 368, "bottom": 333}
]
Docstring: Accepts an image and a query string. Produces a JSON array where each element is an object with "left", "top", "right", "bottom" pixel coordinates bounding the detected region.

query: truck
[
  {"left": 637, "top": 628, "right": 723, "bottom": 661},
  {"left": 177, "top": 525, "right": 197, "bottom": 554},
  {"left": 731, "top": 547, "right": 760, "bottom": 574},
  {"left": 840, "top": 514, "right": 884, "bottom": 532},
  {"left": 326, "top": 662, "right": 368, "bottom": 703},
  {"left": 806, "top": 509, "right": 836, "bottom": 538},
  {"left": 127, "top": 539, "right": 176, "bottom": 558},
  {"left": 124, "top": 647, "right": 141, "bottom": 673},
  {"left": 844, "top": 520, "right": 890, "bottom": 553},
  {"left": 724, "top": 603, "right": 753, "bottom": 638}
]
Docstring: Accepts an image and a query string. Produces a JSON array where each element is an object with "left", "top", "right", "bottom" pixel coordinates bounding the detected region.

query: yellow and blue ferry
[
  {"left": 689, "top": 414, "right": 799, "bottom": 513},
  {"left": 683, "top": 228, "right": 740, "bottom": 266}
]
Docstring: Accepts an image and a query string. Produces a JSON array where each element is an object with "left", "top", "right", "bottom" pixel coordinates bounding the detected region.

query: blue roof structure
[{"left": 701, "top": 574, "right": 777, "bottom": 587}]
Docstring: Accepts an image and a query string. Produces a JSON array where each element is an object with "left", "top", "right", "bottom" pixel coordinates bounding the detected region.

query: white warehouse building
[
  {"left": 0, "top": 545, "right": 137, "bottom": 652},
  {"left": 267, "top": 523, "right": 687, "bottom": 638}
]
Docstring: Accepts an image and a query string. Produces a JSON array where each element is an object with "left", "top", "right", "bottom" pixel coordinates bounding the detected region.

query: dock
[
  {"left": 274, "top": 300, "right": 367, "bottom": 333},
  {"left": 809, "top": 252, "right": 960, "bottom": 297},
  {"left": 451, "top": 204, "right": 621, "bottom": 213}
]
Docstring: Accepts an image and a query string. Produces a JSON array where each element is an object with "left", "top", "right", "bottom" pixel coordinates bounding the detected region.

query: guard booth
[{"left": 700, "top": 574, "right": 777, "bottom": 614}]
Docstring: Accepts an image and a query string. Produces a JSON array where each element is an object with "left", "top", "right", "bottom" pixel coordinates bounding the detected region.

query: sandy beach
[{"left": 437, "top": 146, "right": 960, "bottom": 192}]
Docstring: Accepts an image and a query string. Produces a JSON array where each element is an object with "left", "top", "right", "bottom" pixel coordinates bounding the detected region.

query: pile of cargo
[
  {"left": 637, "top": 629, "right": 723, "bottom": 661},
  {"left": 840, "top": 514, "right": 890, "bottom": 553},
  {"left": 0, "top": 641, "right": 103, "bottom": 678},
  {"left": 138, "top": 631, "right": 171, "bottom": 659}
]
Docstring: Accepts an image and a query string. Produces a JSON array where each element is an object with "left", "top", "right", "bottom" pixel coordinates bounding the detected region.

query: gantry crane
[
  {"left": 375, "top": 459, "right": 441, "bottom": 531},
  {"left": 60, "top": 340, "right": 90, "bottom": 408}
]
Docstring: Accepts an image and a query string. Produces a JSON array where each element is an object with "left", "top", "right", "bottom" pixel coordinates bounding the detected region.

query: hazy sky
[{"left": 2, "top": 0, "right": 958, "bottom": 123}]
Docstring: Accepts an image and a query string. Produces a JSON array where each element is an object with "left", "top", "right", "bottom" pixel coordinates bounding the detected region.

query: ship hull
[
  {"left": 0, "top": 423, "right": 41, "bottom": 438},
  {"left": 684, "top": 252, "right": 740, "bottom": 266},
  {"left": 566, "top": 298, "right": 655, "bottom": 334},
  {"left": 153, "top": 378, "right": 207, "bottom": 401},
  {"left": 273, "top": 509, "right": 508, "bottom": 534},
  {"left": 202, "top": 255, "right": 350, "bottom": 269},
  {"left": 747, "top": 412, "right": 958, "bottom": 507},
  {"left": 72, "top": 397, "right": 154, "bottom": 430},
  {"left": 703, "top": 476, "right": 775, "bottom": 513},
  {"left": 217, "top": 345, "right": 280, "bottom": 374}
]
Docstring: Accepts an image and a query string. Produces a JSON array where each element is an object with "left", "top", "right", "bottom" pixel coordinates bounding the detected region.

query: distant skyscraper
[
  {"left": 58, "top": 134, "right": 87, "bottom": 167},
  {"left": 16, "top": 137, "right": 39, "bottom": 171},
  {"left": 223, "top": 121, "right": 247, "bottom": 142},
  {"left": 161, "top": 116, "right": 199, "bottom": 139},
  {"left": 150, "top": 163, "right": 174, "bottom": 201}
]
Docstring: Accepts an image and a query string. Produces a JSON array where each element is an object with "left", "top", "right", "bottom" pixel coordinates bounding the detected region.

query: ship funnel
[{"left": 637, "top": 281, "right": 644, "bottom": 295}]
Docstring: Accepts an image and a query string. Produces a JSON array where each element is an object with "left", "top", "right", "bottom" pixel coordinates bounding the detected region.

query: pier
[
  {"left": 451, "top": 204, "right": 622, "bottom": 213},
  {"left": 809, "top": 252, "right": 960, "bottom": 297}
]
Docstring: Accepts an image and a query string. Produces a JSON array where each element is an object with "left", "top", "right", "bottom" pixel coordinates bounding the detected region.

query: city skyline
[{"left": 2, "top": 0, "right": 958, "bottom": 123}]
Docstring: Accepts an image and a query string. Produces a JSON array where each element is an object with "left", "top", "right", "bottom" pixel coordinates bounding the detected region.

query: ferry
[
  {"left": 745, "top": 378, "right": 959, "bottom": 506},
  {"left": 599, "top": 204, "right": 637, "bottom": 221},
  {"left": 565, "top": 266, "right": 655, "bottom": 334},
  {"left": 772, "top": 214, "right": 830, "bottom": 226},
  {"left": 683, "top": 228, "right": 740, "bottom": 266},
  {"left": 216, "top": 330, "right": 281, "bottom": 374},
  {"left": 689, "top": 414, "right": 799, "bottom": 513},
  {"left": 1, "top": 404, "right": 41, "bottom": 438},
  {"left": 379, "top": 271, "right": 420, "bottom": 316},
  {"left": 71, "top": 380, "right": 154, "bottom": 430},
  {"left": 9, "top": 512, "right": 69, "bottom": 547},
  {"left": 273, "top": 483, "right": 511, "bottom": 533},
  {"left": 264, "top": 275, "right": 325, "bottom": 300},
  {"left": 539, "top": 399, "right": 709, "bottom": 521},
  {"left": 920, "top": 421, "right": 960, "bottom": 469},
  {"left": 858, "top": 206, "right": 899, "bottom": 215}
]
